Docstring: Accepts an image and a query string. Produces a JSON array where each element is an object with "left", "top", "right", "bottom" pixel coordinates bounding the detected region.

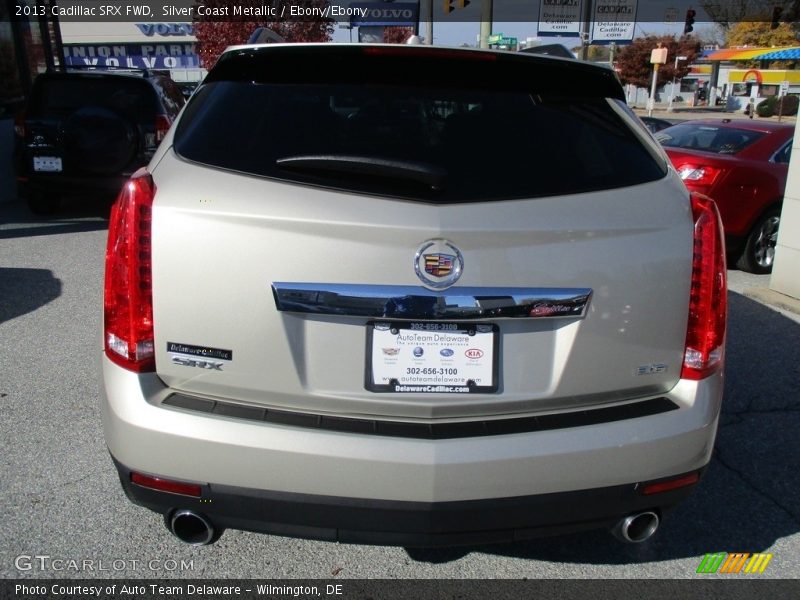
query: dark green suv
[{"left": 15, "top": 68, "right": 184, "bottom": 214}]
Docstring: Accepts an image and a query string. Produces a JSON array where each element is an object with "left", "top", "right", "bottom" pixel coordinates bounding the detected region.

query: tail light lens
[
  {"left": 682, "top": 193, "right": 726, "bottom": 380},
  {"left": 641, "top": 472, "right": 700, "bottom": 495},
  {"left": 677, "top": 164, "right": 722, "bottom": 187},
  {"left": 104, "top": 168, "right": 156, "bottom": 372},
  {"left": 155, "top": 115, "right": 171, "bottom": 143},
  {"left": 131, "top": 472, "right": 201, "bottom": 497},
  {"left": 14, "top": 111, "right": 25, "bottom": 138}
]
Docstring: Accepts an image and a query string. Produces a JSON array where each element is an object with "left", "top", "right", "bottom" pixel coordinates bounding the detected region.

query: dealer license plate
[
  {"left": 366, "top": 322, "right": 498, "bottom": 393},
  {"left": 33, "top": 156, "right": 62, "bottom": 172}
]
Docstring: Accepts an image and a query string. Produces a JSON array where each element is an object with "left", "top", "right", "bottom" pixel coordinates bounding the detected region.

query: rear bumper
[
  {"left": 18, "top": 172, "right": 131, "bottom": 198},
  {"left": 102, "top": 356, "right": 723, "bottom": 545},
  {"left": 113, "top": 456, "right": 705, "bottom": 546}
]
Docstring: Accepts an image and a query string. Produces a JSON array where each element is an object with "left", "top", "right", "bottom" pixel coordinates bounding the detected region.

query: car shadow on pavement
[
  {"left": 0, "top": 197, "right": 111, "bottom": 240},
  {"left": 0, "top": 267, "right": 62, "bottom": 324},
  {"left": 407, "top": 292, "right": 800, "bottom": 564}
]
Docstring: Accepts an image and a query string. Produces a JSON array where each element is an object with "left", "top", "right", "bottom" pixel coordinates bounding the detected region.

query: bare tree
[{"left": 700, "top": 0, "right": 795, "bottom": 32}]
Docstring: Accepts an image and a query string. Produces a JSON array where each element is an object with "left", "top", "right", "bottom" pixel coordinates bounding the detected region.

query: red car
[{"left": 656, "top": 119, "right": 794, "bottom": 273}]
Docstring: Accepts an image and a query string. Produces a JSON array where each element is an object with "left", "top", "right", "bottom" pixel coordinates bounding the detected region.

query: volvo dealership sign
[
  {"left": 134, "top": 22, "right": 194, "bottom": 36},
  {"left": 63, "top": 43, "right": 200, "bottom": 69},
  {"left": 60, "top": 22, "right": 200, "bottom": 70},
  {"left": 349, "top": 2, "right": 418, "bottom": 26}
]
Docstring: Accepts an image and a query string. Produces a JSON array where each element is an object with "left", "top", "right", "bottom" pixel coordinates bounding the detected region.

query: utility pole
[
  {"left": 667, "top": 55, "right": 687, "bottom": 112},
  {"left": 418, "top": 0, "right": 432, "bottom": 44},
  {"left": 579, "top": 0, "right": 593, "bottom": 60},
  {"left": 648, "top": 44, "right": 668, "bottom": 117},
  {"left": 479, "top": 0, "right": 493, "bottom": 48}
]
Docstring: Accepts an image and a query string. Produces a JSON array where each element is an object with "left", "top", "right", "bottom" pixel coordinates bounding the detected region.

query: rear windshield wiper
[{"left": 276, "top": 155, "right": 446, "bottom": 191}]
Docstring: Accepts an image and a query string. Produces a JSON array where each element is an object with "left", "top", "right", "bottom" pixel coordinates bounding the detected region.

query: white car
[{"left": 102, "top": 44, "right": 726, "bottom": 547}]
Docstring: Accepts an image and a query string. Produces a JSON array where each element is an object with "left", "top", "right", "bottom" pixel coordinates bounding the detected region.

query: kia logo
[{"left": 465, "top": 349, "right": 484, "bottom": 359}]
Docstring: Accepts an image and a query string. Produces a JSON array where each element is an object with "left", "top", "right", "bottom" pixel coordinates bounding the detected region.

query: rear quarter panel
[
  {"left": 665, "top": 148, "right": 786, "bottom": 237},
  {"left": 710, "top": 160, "right": 786, "bottom": 236}
]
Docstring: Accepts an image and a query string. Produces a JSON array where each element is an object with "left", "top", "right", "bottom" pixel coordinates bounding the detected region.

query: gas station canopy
[{"left": 703, "top": 47, "right": 800, "bottom": 61}]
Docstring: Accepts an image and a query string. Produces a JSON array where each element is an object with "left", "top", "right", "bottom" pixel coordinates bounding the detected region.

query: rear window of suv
[
  {"left": 174, "top": 47, "right": 667, "bottom": 203},
  {"left": 656, "top": 124, "right": 765, "bottom": 155},
  {"left": 30, "top": 75, "right": 157, "bottom": 124}
]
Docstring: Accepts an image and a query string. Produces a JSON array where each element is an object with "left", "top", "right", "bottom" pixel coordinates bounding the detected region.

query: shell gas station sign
[{"left": 730, "top": 69, "right": 800, "bottom": 85}]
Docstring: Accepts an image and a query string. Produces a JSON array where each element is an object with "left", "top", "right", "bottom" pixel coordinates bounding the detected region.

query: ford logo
[
  {"left": 413, "top": 347, "right": 424, "bottom": 358},
  {"left": 465, "top": 349, "right": 484, "bottom": 359},
  {"left": 440, "top": 348, "right": 454, "bottom": 357}
]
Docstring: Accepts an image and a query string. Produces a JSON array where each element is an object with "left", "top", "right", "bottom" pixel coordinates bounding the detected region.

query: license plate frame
[
  {"left": 33, "top": 156, "right": 62, "bottom": 172},
  {"left": 365, "top": 321, "right": 499, "bottom": 394}
]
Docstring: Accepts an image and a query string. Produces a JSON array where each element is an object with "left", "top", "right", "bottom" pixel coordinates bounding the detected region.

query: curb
[{"left": 741, "top": 287, "right": 800, "bottom": 317}]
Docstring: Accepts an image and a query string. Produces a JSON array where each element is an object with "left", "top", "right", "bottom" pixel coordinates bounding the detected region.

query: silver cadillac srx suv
[{"left": 101, "top": 44, "right": 727, "bottom": 547}]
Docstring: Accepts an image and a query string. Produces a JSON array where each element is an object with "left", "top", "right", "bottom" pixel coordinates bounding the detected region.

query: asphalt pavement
[{"left": 1, "top": 198, "right": 798, "bottom": 581}]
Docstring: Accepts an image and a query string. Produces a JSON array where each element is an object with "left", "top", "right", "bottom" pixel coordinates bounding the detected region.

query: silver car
[{"left": 101, "top": 44, "right": 727, "bottom": 547}]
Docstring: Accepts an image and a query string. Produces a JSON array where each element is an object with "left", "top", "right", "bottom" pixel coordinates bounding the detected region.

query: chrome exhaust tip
[
  {"left": 168, "top": 510, "right": 216, "bottom": 546},
  {"left": 612, "top": 511, "right": 660, "bottom": 544}
]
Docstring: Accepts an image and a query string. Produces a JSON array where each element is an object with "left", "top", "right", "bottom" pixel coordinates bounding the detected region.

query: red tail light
[
  {"left": 677, "top": 164, "right": 722, "bottom": 187},
  {"left": 104, "top": 168, "right": 156, "bottom": 372},
  {"left": 682, "top": 193, "right": 726, "bottom": 380},
  {"left": 155, "top": 114, "right": 171, "bottom": 143},
  {"left": 14, "top": 111, "right": 25, "bottom": 138}
]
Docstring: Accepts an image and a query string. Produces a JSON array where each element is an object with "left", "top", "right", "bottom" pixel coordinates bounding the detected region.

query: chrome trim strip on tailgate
[{"left": 272, "top": 283, "right": 592, "bottom": 320}]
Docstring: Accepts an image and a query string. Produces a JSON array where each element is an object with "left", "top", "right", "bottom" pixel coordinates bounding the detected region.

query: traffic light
[
  {"left": 443, "top": 0, "right": 469, "bottom": 14},
  {"left": 771, "top": 6, "right": 783, "bottom": 29},
  {"left": 684, "top": 8, "right": 696, "bottom": 34}
]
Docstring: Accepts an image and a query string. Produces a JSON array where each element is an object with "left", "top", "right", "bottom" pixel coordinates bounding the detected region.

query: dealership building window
[
  {"left": 1, "top": 0, "right": 63, "bottom": 114},
  {"left": 1, "top": 0, "right": 63, "bottom": 203}
]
